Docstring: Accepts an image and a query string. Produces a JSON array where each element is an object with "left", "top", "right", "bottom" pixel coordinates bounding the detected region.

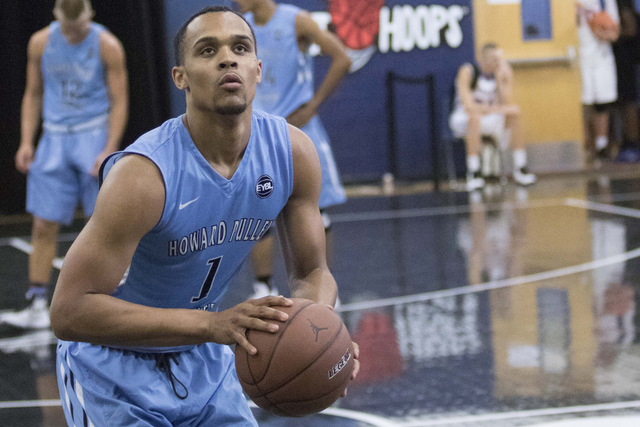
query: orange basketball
[
  {"left": 588, "top": 11, "right": 619, "bottom": 33},
  {"left": 235, "top": 298, "right": 354, "bottom": 417}
]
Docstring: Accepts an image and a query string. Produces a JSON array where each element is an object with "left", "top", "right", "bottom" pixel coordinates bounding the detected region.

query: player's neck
[
  {"left": 252, "top": 0, "right": 277, "bottom": 26},
  {"left": 183, "top": 109, "right": 253, "bottom": 178}
]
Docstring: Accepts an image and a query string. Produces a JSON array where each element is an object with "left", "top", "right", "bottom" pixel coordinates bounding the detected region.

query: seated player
[{"left": 450, "top": 43, "right": 536, "bottom": 191}]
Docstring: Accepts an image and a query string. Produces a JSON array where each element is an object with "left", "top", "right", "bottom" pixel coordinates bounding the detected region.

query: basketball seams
[
  {"left": 273, "top": 370, "right": 351, "bottom": 406},
  {"left": 244, "top": 301, "right": 315, "bottom": 386},
  {"left": 262, "top": 322, "right": 345, "bottom": 396}
]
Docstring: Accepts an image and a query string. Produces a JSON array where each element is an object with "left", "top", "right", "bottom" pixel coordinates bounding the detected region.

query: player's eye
[
  {"left": 202, "top": 46, "right": 216, "bottom": 55},
  {"left": 235, "top": 44, "right": 248, "bottom": 53}
]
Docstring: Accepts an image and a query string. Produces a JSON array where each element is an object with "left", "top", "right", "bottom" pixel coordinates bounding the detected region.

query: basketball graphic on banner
[{"left": 328, "top": 0, "right": 385, "bottom": 50}]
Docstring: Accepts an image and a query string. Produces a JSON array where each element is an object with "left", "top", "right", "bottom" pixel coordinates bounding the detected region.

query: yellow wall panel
[{"left": 473, "top": 0, "right": 584, "bottom": 145}]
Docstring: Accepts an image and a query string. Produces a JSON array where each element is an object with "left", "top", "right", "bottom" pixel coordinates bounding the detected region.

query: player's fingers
[
  {"left": 242, "top": 317, "right": 280, "bottom": 333},
  {"left": 351, "top": 358, "right": 360, "bottom": 381},
  {"left": 254, "top": 305, "right": 289, "bottom": 322},
  {"left": 352, "top": 341, "right": 360, "bottom": 359},
  {"left": 234, "top": 332, "right": 257, "bottom": 356},
  {"left": 341, "top": 387, "right": 348, "bottom": 398},
  {"left": 255, "top": 295, "right": 293, "bottom": 307}
]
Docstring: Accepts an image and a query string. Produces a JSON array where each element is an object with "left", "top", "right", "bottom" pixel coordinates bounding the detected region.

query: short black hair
[{"left": 173, "top": 6, "right": 257, "bottom": 66}]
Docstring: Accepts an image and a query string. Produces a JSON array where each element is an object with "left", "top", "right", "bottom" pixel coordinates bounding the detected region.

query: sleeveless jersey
[
  {"left": 100, "top": 111, "right": 294, "bottom": 352},
  {"left": 453, "top": 63, "right": 498, "bottom": 109},
  {"left": 42, "top": 22, "right": 110, "bottom": 126},
  {"left": 245, "top": 5, "right": 314, "bottom": 117}
]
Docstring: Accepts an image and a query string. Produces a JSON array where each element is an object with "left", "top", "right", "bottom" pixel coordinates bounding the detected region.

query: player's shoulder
[
  {"left": 99, "top": 27, "right": 125, "bottom": 56},
  {"left": 28, "top": 27, "right": 51, "bottom": 55},
  {"left": 126, "top": 117, "right": 184, "bottom": 156},
  {"left": 287, "top": 124, "right": 317, "bottom": 163}
]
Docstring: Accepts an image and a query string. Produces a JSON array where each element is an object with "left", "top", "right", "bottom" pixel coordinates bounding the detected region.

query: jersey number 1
[{"left": 191, "top": 257, "right": 222, "bottom": 303}]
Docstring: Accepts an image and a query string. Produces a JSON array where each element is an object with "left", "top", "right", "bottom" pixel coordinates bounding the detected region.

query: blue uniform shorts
[
  {"left": 301, "top": 116, "right": 346, "bottom": 209},
  {"left": 27, "top": 126, "right": 107, "bottom": 225},
  {"left": 56, "top": 340, "right": 257, "bottom": 427}
]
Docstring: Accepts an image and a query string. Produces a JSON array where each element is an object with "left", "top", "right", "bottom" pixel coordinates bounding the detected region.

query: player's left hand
[
  {"left": 90, "top": 151, "right": 111, "bottom": 177},
  {"left": 342, "top": 341, "right": 360, "bottom": 397},
  {"left": 325, "top": 304, "right": 360, "bottom": 398},
  {"left": 286, "top": 102, "right": 316, "bottom": 128}
]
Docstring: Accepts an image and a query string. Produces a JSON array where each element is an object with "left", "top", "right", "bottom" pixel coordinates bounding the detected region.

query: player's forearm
[
  {"left": 20, "top": 92, "right": 42, "bottom": 147},
  {"left": 105, "top": 98, "right": 128, "bottom": 153},
  {"left": 289, "top": 268, "right": 338, "bottom": 307},
  {"left": 309, "top": 53, "right": 351, "bottom": 110},
  {"left": 50, "top": 293, "right": 213, "bottom": 347}
]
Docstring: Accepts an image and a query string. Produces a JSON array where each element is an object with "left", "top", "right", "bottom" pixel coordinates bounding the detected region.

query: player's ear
[
  {"left": 256, "top": 59, "right": 262, "bottom": 84},
  {"left": 172, "top": 65, "right": 189, "bottom": 91}
]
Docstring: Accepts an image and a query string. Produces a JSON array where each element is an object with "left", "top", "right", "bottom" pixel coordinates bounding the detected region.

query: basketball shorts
[
  {"left": 580, "top": 55, "right": 618, "bottom": 105},
  {"left": 56, "top": 340, "right": 257, "bottom": 427},
  {"left": 301, "top": 116, "right": 347, "bottom": 209},
  {"left": 27, "top": 125, "right": 108, "bottom": 225},
  {"left": 449, "top": 107, "right": 505, "bottom": 141}
]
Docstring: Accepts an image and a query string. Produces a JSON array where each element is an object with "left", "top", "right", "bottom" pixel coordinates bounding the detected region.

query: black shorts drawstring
[{"left": 154, "top": 353, "right": 189, "bottom": 400}]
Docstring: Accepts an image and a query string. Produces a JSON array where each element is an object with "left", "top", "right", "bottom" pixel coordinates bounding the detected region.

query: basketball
[
  {"left": 588, "top": 11, "right": 619, "bottom": 33},
  {"left": 234, "top": 298, "right": 354, "bottom": 417},
  {"left": 328, "top": 0, "right": 385, "bottom": 50}
]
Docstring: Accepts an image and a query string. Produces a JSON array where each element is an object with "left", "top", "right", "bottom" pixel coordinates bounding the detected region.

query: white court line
[
  {"left": 0, "top": 399, "right": 399, "bottom": 426},
  {"left": 8, "top": 238, "right": 64, "bottom": 270},
  {"left": 0, "top": 232, "right": 79, "bottom": 248},
  {"left": 330, "top": 199, "right": 561, "bottom": 223},
  {"left": 338, "top": 246, "right": 640, "bottom": 312},
  {"left": 566, "top": 198, "right": 640, "bottom": 219},
  {"left": 399, "top": 400, "right": 640, "bottom": 426},
  {"left": 0, "top": 400, "right": 62, "bottom": 409}
]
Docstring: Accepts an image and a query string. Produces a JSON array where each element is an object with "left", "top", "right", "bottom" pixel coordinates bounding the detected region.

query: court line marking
[
  {"left": 398, "top": 400, "right": 640, "bottom": 426},
  {"left": 337, "top": 245, "right": 640, "bottom": 312},
  {"left": 0, "top": 398, "right": 399, "bottom": 426},
  {"left": 565, "top": 198, "right": 640, "bottom": 219},
  {"left": 0, "top": 232, "right": 79, "bottom": 248},
  {"left": 330, "top": 198, "right": 561, "bottom": 223},
  {"left": 8, "top": 238, "right": 64, "bottom": 270}
]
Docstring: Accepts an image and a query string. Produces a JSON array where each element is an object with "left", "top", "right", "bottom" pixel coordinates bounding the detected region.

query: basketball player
[
  {"left": 235, "top": 0, "right": 351, "bottom": 298},
  {"left": 449, "top": 43, "right": 536, "bottom": 191},
  {"left": 576, "top": 0, "right": 620, "bottom": 161},
  {"left": 4, "top": 0, "right": 128, "bottom": 329},
  {"left": 49, "top": 7, "right": 358, "bottom": 425}
]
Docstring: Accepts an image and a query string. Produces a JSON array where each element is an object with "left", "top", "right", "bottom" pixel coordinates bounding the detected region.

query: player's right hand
[
  {"left": 209, "top": 296, "right": 293, "bottom": 355},
  {"left": 15, "top": 144, "right": 34, "bottom": 174}
]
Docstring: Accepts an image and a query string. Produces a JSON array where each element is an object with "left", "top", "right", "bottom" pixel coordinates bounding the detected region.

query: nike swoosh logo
[{"left": 179, "top": 197, "right": 200, "bottom": 210}]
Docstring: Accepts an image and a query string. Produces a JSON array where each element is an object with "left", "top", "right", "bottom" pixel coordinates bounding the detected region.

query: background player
[
  {"left": 49, "top": 7, "right": 358, "bottom": 425},
  {"left": 4, "top": 0, "right": 128, "bottom": 329},
  {"left": 236, "top": 0, "right": 351, "bottom": 298},
  {"left": 449, "top": 43, "right": 536, "bottom": 191}
]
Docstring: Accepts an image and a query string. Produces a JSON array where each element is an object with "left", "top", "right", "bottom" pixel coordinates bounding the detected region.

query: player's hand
[
  {"left": 341, "top": 341, "right": 360, "bottom": 397},
  {"left": 593, "top": 27, "right": 619, "bottom": 42},
  {"left": 15, "top": 144, "right": 34, "bottom": 174},
  {"left": 209, "top": 296, "right": 293, "bottom": 355},
  {"left": 324, "top": 304, "right": 360, "bottom": 398},
  {"left": 90, "top": 150, "right": 111, "bottom": 177},
  {"left": 286, "top": 102, "right": 316, "bottom": 128}
]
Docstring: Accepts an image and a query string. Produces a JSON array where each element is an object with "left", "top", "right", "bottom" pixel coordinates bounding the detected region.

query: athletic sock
[
  {"left": 513, "top": 149, "right": 527, "bottom": 171},
  {"left": 596, "top": 136, "right": 608, "bottom": 151},
  {"left": 467, "top": 155, "right": 480, "bottom": 174}
]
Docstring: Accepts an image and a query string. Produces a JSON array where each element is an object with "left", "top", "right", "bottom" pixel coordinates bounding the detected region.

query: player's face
[
  {"left": 176, "top": 12, "right": 262, "bottom": 116},
  {"left": 479, "top": 49, "right": 501, "bottom": 75},
  {"left": 54, "top": 9, "right": 93, "bottom": 44}
]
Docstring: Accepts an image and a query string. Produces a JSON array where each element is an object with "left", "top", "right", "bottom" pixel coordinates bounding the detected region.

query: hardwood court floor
[{"left": 2, "top": 170, "right": 640, "bottom": 426}]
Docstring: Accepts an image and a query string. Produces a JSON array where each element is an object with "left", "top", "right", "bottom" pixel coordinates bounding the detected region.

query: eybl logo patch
[{"left": 256, "top": 175, "right": 274, "bottom": 199}]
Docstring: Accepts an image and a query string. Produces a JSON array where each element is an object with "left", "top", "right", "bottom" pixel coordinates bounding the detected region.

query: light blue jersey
[
  {"left": 246, "top": 5, "right": 346, "bottom": 209},
  {"left": 42, "top": 22, "right": 110, "bottom": 126},
  {"left": 100, "top": 110, "right": 293, "bottom": 352}
]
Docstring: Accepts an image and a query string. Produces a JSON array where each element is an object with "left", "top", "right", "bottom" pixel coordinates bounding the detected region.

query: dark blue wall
[{"left": 163, "top": 1, "right": 475, "bottom": 182}]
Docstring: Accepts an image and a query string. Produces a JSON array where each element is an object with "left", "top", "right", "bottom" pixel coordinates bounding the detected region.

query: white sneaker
[
  {"left": 0, "top": 298, "right": 50, "bottom": 329},
  {"left": 466, "top": 171, "right": 485, "bottom": 191},
  {"left": 250, "top": 282, "right": 279, "bottom": 300},
  {"left": 513, "top": 167, "right": 536, "bottom": 186}
]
